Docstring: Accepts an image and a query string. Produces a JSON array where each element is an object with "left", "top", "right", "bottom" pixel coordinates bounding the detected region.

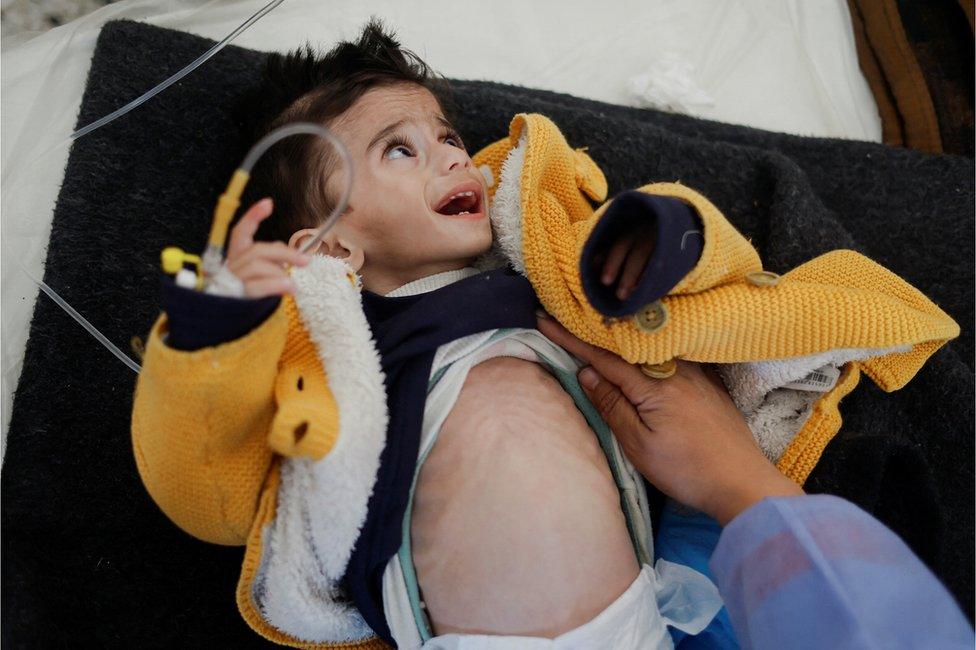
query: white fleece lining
[
  {"left": 252, "top": 255, "right": 389, "bottom": 643},
  {"left": 482, "top": 133, "right": 527, "bottom": 274},
  {"left": 719, "top": 345, "right": 911, "bottom": 461}
]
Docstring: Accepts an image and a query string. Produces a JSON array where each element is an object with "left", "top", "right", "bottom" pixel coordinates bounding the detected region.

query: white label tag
[{"left": 783, "top": 365, "right": 841, "bottom": 393}]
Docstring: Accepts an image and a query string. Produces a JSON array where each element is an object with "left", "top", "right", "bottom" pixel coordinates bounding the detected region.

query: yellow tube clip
[{"left": 208, "top": 168, "right": 250, "bottom": 250}]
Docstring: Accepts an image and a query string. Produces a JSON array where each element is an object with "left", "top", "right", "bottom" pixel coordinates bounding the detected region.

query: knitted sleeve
[
  {"left": 710, "top": 495, "right": 974, "bottom": 649},
  {"left": 130, "top": 300, "right": 287, "bottom": 546}
]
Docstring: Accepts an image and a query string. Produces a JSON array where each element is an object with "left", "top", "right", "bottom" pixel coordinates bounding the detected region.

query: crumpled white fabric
[{"left": 626, "top": 52, "right": 714, "bottom": 113}]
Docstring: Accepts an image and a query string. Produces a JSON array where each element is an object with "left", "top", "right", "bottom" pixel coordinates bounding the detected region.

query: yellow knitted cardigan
[
  {"left": 131, "top": 113, "right": 959, "bottom": 649},
  {"left": 472, "top": 113, "right": 960, "bottom": 482},
  {"left": 133, "top": 256, "right": 390, "bottom": 649}
]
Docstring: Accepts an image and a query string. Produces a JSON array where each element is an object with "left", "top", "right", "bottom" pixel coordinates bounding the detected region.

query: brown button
[
  {"left": 639, "top": 358, "right": 677, "bottom": 379},
  {"left": 634, "top": 300, "right": 668, "bottom": 333},
  {"left": 746, "top": 270, "right": 781, "bottom": 287}
]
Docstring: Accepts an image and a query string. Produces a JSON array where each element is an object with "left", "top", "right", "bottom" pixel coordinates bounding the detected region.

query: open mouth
[{"left": 433, "top": 181, "right": 484, "bottom": 217}]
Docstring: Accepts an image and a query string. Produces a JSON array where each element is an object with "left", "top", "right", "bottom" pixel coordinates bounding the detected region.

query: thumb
[{"left": 578, "top": 366, "right": 648, "bottom": 441}]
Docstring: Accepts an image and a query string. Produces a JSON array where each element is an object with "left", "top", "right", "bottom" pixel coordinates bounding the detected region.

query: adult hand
[
  {"left": 226, "top": 198, "right": 310, "bottom": 298},
  {"left": 537, "top": 314, "right": 803, "bottom": 525}
]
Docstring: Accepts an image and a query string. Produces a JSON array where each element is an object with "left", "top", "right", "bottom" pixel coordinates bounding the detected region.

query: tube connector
[
  {"left": 160, "top": 246, "right": 203, "bottom": 289},
  {"left": 208, "top": 168, "right": 250, "bottom": 250}
]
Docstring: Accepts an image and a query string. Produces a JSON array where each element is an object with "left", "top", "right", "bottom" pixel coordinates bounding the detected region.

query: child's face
[{"left": 319, "top": 83, "right": 491, "bottom": 288}]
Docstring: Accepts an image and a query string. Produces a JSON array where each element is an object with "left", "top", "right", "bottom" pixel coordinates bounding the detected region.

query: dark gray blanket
[{"left": 2, "top": 19, "right": 972, "bottom": 646}]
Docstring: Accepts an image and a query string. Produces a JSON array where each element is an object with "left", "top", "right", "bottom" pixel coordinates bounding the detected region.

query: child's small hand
[
  {"left": 597, "top": 223, "right": 655, "bottom": 301},
  {"left": 226, "top": 198, "right": 310, "bottom": 298}
]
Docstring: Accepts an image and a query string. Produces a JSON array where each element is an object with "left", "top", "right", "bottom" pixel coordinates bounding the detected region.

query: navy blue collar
[{"left": 361, "top": 266, "right": 540, "bottom": 369}]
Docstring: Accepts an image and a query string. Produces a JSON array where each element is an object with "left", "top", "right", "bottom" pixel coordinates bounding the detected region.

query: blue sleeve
[
  {"left": 579, "top": 189, "right": 703, "bottom": 318},
  {"left": 161, "top": 277, "right": 279, "bottom": 351},
  {"left": 709, "top": 495, "right": 973, "bottom": 649}
]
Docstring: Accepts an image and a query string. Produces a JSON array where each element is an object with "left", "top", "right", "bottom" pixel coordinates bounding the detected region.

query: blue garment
[
  {"left": 160, "top": 277, "right": 278, "bottom": 350},
  {"left": 656, "top": 500, "right": 739, "bottom": 648},
  {"left": 711, "top": 495, "right": 974, "bottom": 650}
]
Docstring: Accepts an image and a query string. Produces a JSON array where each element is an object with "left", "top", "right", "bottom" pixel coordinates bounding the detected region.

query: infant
[
  {"left": 152, "top": 20, "right": 718, "bottom": 648},
  {"left": 257, "top": 77, "right": 643, "bottom": 638},
  {"left": 244, "top": 63, "right": 653, "bottom": 644}
]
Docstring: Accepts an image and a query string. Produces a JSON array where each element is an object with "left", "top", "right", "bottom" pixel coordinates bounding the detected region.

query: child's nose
[{"left": 441, "top": 143, "right": 472, "bottom": 172}]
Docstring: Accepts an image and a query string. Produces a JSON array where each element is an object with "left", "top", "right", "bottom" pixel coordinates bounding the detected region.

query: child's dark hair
[{"left": 239, "top": 17, "right": 456, "bottom": 242}]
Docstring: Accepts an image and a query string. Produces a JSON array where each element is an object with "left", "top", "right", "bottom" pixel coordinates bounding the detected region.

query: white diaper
[{"left": 420, "top": 561, "right": 719, "bottom": 650}]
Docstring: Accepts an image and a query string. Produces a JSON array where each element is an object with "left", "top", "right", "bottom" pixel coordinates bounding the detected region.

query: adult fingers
[
  {"left": 578, "top": 366, "right": 652, "bottom": 445},
  {"left": 536, "top": 315, "right": 658, "bottom": 406},
  {"left": 244, "top": 276, "right": 297, "bottom": 299},
  {"left": 228, "top": 198, "right": 274, "bottom": 259}
]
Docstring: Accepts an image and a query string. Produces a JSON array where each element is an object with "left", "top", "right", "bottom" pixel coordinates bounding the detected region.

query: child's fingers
[
  {"left": 591, "top": 251, "right": 607, "bottom": 277},
  {"left": 228, "top": 241, "right": 309, "bottom": 272},
  {"left": 601, "top": 236, "right": 633, "bottom": 286},
  {"left": 616, "top": 237, "right": 655, "bottom": 300},
  {"left": 244, "top": 277, "right": 297, "bottom": 299},
  {"left": 227, "top": 198, "right": 274, "bottom": 259},
  {"left": 231, "top": 259, "right": 293, "bottom": 282}
]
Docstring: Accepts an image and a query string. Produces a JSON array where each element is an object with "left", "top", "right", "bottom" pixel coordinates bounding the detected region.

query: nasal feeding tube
[{"left": 161, "top": 122, "right": 354, "bottom": 290}]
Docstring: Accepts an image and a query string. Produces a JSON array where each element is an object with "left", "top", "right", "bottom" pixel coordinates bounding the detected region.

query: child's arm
[
  {"left": 131, "top": 198, "right": 308, "bottom": 546},
  {"left": 131, "top": 304, "right": 286, "bottom": 546}
]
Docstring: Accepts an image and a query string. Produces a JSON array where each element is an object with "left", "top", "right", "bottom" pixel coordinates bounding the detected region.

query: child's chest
[{"left": 408, "top": 356, "right": 640, "bottom": 635}]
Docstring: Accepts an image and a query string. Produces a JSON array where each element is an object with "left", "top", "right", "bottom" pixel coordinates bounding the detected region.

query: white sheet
[{"left": 0, "top": 0, "right": 880, "bottom": 451}]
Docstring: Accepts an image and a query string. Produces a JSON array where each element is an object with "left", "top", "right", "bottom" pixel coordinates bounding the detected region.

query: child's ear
[{"left": 288, "top": 228, "right": 365, "bottom": 272}]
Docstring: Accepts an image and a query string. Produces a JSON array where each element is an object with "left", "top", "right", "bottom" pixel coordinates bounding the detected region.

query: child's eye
[
  {"left": 383, "top": 135, "right": 414, "bottom": 160},
  {"left": 444, "top": 131, "right": 465, "bottom": 149},
  {"left": 385, "top": 144, "right": 413, "bottom": 160}
]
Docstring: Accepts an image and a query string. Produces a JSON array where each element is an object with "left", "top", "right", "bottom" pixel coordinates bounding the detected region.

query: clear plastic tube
[
  {"left": 240, "top": 122, "right": 354, "bottom": 254},
  {"left": 4, "top": 0, "right": 287, "bottom": 376},
  {"left": 202, "top": 121, "right": 354, "bottom": 278},
  {"left": 69, "top": 0, "right": 284, "bottom": 143}
]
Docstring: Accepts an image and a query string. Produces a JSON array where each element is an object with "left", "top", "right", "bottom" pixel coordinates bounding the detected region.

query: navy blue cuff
[
  {"left": 161, "top": 277, "right": 280, "bottom": 351},
  {"left": 580, "top": 190, "right": 704, "bottom": 317}
]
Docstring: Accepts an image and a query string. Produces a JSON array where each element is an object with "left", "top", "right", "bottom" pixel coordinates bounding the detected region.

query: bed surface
[
  {"left": 0, "top": 0, "right": 882, "bottom": 445},
  {"left": 1, "top": 19, "right": 971, "bottom": 645}
]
